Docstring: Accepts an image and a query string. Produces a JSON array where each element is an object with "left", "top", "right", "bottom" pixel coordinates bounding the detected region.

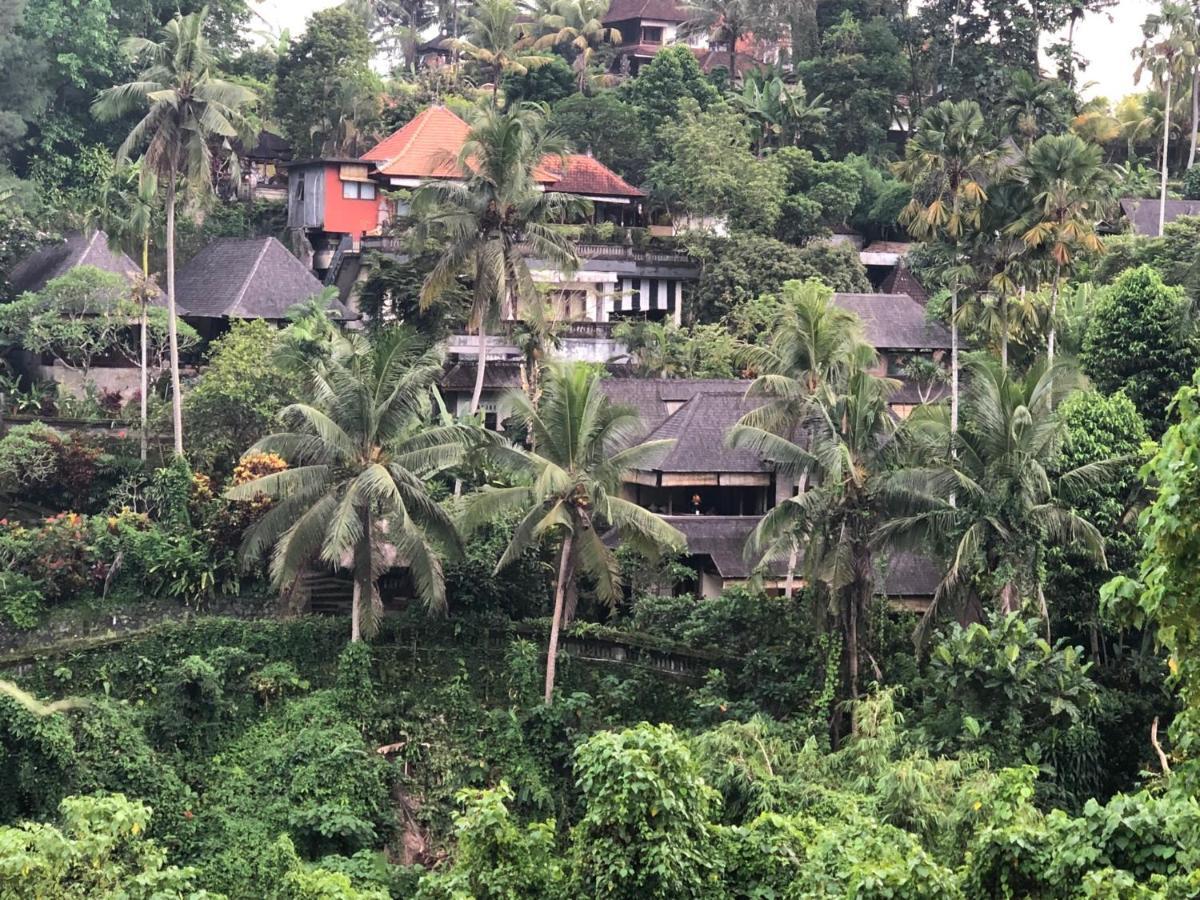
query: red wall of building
[{"left": 322, "top": 166, "right": 383, "bottom": 236}]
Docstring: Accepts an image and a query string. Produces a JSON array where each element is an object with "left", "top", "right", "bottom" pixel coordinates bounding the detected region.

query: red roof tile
[
  {"left": 364, "top": 105, "right": 560, "bottom": 183},
  {"left": 363, "top": 105, "right": 471, "bottom": 179},
  {"left": 541, "top": 153, "right": 645, "bottom": 198}
]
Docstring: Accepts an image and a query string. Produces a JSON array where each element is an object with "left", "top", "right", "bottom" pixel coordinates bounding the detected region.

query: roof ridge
[
  {"left": 230, "top": 237, "right": 272, "bottom": 315},
  {"left": 383, "top": 106, "right": 467, "bottom": 174},
  {"left": 78, "top": 229, "right": 102, "bottom": 265}
]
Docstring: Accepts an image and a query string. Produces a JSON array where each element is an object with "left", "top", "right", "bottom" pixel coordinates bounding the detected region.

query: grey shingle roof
[
  {"left": 658, "top": 515, "right": 939, "bottom": 595},
  {"left": 599, "top": 379, "right": 770, "bottom": 474},
  {"left": 639, "top": 391, "right": 769, "bottom": 473},
  {"left": 1119, "top": 197, "right": 1200, "bottom": 236},
  {"left": 8, "top": 230, "right": 162, "bottom": 300},
  {"left": 832, "top": 292, "right": 951, "bottom": 350},
  {"left": 175, "top": 237, "right": 355, "bottom": 321},
  {"left": 879, "top": 265, "right": 928, "bottom": 305}
]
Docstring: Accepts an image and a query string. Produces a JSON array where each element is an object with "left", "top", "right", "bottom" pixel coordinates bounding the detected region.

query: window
[
  {"left": 294, "top": 178, "right": 304, "bottom": 201},
  {"left": 641, "top": 25, "right": 664, "bottom": 43},
  {"left": 342, "top": 180, "right": 377, "bottom": 200}
]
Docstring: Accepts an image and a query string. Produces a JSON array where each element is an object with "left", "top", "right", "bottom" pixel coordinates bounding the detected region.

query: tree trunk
[
  {"left": 1000, "top": 292, "right": 1009, "bottom": 371},
  {"left": 1047, "top": 259, "right": 1062, "bottom": 364},
  {"left": 140, "top": 234, "right": 149, "bottom": 463},
  {"left": 784, "top": 538, "right": 798, "bottom": 600},
  {"left": 950, "top": 287, "right": 959, "bottom": 433},
  {"left": 164, "top": 173, "right": 184, "bottom": 456},
  {"left": 847, "top": 586, "right": 860, "bottom": 708},
  {"left": 1191, "top": 66, "right": 1199, "bottom": 169},
  {"left": 351, "top": 578, "right": 363, "bottom": 643},
  {"left": 544, "top": 533, "right": 574, "bottom": 704},
  {"left": 470, "top": 324, "right": 488, "bottom": 415},
  {"left": 1160, "top": 75, "right": 1173, "bottom": 237}
]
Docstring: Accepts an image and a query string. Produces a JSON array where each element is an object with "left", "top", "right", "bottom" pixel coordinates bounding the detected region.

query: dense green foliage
[
  {"left": 1081, "top": 266, "right": 1200, "bottom": 435},
  {"left": 9, "top": 0, "right": 1200, "bottom": 894}
]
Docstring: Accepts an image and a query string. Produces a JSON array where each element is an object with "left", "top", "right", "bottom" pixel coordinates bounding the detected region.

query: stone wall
[{"left": 0, "top": 594, "right": 276, "bottom": 663}]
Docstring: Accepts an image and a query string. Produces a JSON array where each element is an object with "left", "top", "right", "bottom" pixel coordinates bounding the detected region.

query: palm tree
[
  {"left": 229, "top": 329, "right": 466, "bottom": 642},
  {"left": 460, "top": 363, "right": 684, "bottom": 703},
  {"left": 1135, "top": 2, "right": 1195, "bottom": 234},
  {"left": 895, "top": 99, "right": 1004, "bottom": 433},
  {"left": 959, "top": 182, "right": 1046, "bottom": 370},
  {"left": 731, "top": 361, "right": 900, "bottom": 715},
  {"left": 450, "top": 0, "right": 554, "bottom": 104},
  {"left": 732, "top": 279, "right": 873, "bottom": 607},
  {"left": 1002, "top": 70, "right": 1061, "bottom": 149},
  {"left": 736, "top": 279, "right": 875, "bottom": 425},
  {"left": 1012, "top": 132, "right": 1109, "bottom": 363},
  {"left": 529, "top": 0, "right": 621, "bottom": 94},
  {"left": 413, "top": 104, "right": 583, "bottom": 415},
  {"left": 681, "top": 0, "right": 757, "bottom": 83},
  {"left": 93, "top": 163, "right": 159, "bottom": 461},
  {"left": 93, "top": 8, "right": 256, "bottom": 456},
  {"left": 879, "top": 358, "right": 1110, "bottom": 641}
]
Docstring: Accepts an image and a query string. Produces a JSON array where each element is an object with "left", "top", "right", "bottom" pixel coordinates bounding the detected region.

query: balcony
[
  {"left": 358, "top": 236, "right": 695, "bottom": 271},
  {"left": 445, "top": 320, "right": 625, "bottom": 364}
]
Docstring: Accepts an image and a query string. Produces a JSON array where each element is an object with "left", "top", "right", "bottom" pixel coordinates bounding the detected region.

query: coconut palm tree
[
  {"left": 529, "top": 0, "right": 622, "bottom": 94},
  {"left": 229, "top": 329, "right": 467, "bottom": 642},
  {"left": 735, "top": 279, "right": 875, "bottom": 433},
  {"left": 879, "top": 357, "right": 1110, "bottom": 642},
  {"left": 460, "top": 363, "right": 684, "bottom": 703},
  {"left": 894, "top": 99, "right": 1004, "bottom": 433},
  {"left": 413, "top": 104, "right": 583, "bottom": 415},
  {"left": 92, "top": 163, "right": 159, "bottom": 461},
  {"left": 1135, "top": 2, "right": 1195, "bottom": 234},
  {"left": 450, "top": 0, "right": 555, "bottom": 103},
  {"left": 730, "top": 360, "right": 900, "bottom": 715},
  {"left": 93, "top": 8, "right": 256, "bottom": 456},
  {"left": 1012, "top": 132, "right": 1109, "bottom": 363}
]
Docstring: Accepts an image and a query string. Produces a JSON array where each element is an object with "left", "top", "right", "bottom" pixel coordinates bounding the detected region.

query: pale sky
[{"left": 250, "top": 0, "right": 1158, "bottom": 104}]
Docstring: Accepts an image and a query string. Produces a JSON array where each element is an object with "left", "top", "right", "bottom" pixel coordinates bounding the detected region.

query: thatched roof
[
  {"left": 175, "top": 237, "right": 355, "bottom": 320},
  {"left": 832, "top": 292, "right": 951, "bottom": 350},
  {"left": 8, "top": 230, "right": 161, "bottom": 299}
]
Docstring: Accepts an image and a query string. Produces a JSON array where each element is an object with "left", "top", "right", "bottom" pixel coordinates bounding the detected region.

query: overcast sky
[{"left": 251, "top": 0, "right": 1158, "bottom": 104}]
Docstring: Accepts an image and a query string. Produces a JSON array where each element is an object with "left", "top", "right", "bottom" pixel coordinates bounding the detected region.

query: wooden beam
[
  {"left": 719, "top": 473, "right": 771, "bottom": 486},
  {"left": 661, "top": 473, "right": 719, "bottom": 487}
]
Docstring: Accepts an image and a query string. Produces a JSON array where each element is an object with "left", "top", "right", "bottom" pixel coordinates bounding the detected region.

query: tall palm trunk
[
  {"left": 1047, "top": 259, "right": 1062, "bottom": 363},
  {"left": 1000, "top": 292, "right": 1009, "bottom": 371},
  {"left": 950, "top": 288, "right": 959, "bottom": 433},
  {"left": 140, "top": 234, "right": 149, "bottom": 463},
  {"left": 164, "top": 170, "right": 184, "bottom": 456},
  {"left": 1191, "top": 66, "right": 1199, "bottom": 169},
  {"left": 784, "top": 538, "right": 798, "bottom": 600},
  {"left": 350, "top": 507, "right": 373, "bottom": 643},
  {"left": 470, "top": 325, "right": 488, "bottom": 415},
  {"left": 544, "top": 532, "right": 574, "bottom": 704},
  {"left": 1160, "top": 75, "right": 1173, "bottom": 236}
]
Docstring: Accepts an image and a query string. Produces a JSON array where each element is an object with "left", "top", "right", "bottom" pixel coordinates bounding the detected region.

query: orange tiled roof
[
  {"left": 541, "top": 153, "right": 645, "bottom": 198},
  {"left": 362, "top": 105, "right": 471, "bottom": 179}
]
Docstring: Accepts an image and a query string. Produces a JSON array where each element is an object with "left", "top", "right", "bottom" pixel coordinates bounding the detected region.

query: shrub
[
  {"left": 0, "top": 570, "right": 43, "bottom": 631},
  {"left": 570, "top": 723, "right": 718, "bottom": 898},
  {"left": 0, "top": 793, "right": 211, "bottom": 897},
  {"left": 416, "top": 782, "right": 563, "bottom": 899},
  {"left": 1081, "top": 265, "right": 1200, "bottom": 434}
]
